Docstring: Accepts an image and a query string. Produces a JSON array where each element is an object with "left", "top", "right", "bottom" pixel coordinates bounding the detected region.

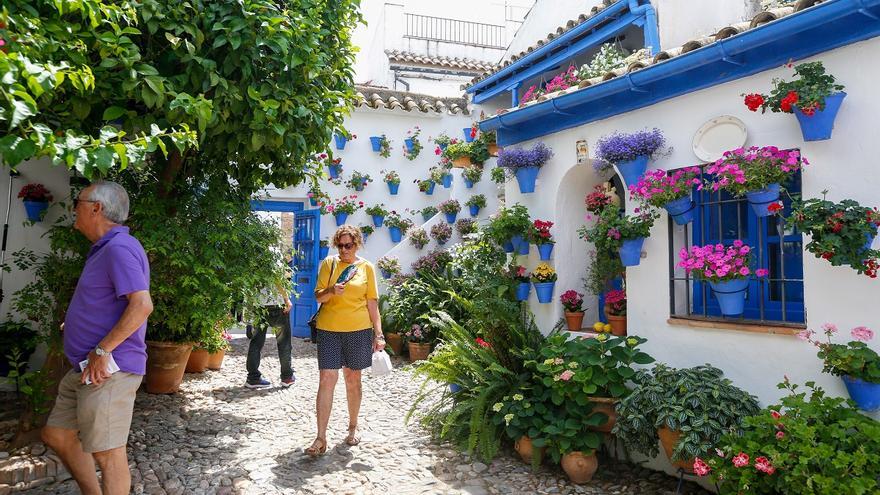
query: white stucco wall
[{"left": 654, "top": 0, "right": 762, "bottom": 49}]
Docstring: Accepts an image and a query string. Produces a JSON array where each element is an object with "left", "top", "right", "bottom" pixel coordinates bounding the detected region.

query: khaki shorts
[{"left": 46, "top": 370, "right": 143, "bottom": 453}]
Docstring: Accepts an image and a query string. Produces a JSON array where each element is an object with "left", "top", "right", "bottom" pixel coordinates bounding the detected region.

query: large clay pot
[
  {"left": 386, "top": 333, "right": 404, "bottom": 356},
  {"left": 604, "top": 307, "right": 627, "bottom": 336},
  {"left": 185, "top": 348, "right": 209, "bottom": 373},
  {"left": 407, "top": 342, "right": 431, "bottom": 362},
  {"left": 452, "top": 156, "right": 472, "bottom": 168},
  {"left": 658, "top": 427, "right": 694, "bottom": 472},
  {"left": 514, "top": 436, "right": 545, "bottom": 465},
  {"left": 561, "top": 451, "right": 599, "bottom": 484},
  {"left": 145, "top": 341, "right": 192, "bottom": 394},
  {"left": 564, "top": 312, "right": 585, "bottom": 331},
  {"left": 587, "top": 397, "right": 618, "bottom": 433},
  {"left": 207, "top": 349, "right": 226, "bottom": 370},
  {"left": 487, "top": 143, "right": 500, "bottom": 157}
]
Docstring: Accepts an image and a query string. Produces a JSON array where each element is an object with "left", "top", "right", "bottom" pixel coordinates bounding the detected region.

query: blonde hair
[{"left": 332, "top": 224, "right": 363, "bottom": 249}]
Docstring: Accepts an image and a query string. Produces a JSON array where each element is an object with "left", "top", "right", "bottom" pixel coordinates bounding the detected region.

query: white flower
[
  {"left": 513, "top": 394, "right": 524, "bottom": 401},
  {"left": 503, "top": 413, "right": 514, "bottom": 426},
  {"left": 492, "top": 402, "right": 503, "bottom": 412}
]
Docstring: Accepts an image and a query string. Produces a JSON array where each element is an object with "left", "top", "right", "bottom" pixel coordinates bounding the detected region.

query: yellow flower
[
  {"left": 626, "top": 337, "right": 638, "bottom": 347},
  {"left": 492, "top": 402, "right": 503, "bottom": 412},
  {"left": 543, "top": 358, "right": 555, "bottom": 365},
  {"left": 568, "top": 362, "right": 578, "bottom": 369},
  {"left": 592, "top": 321, "right": 604, "bottom": 331},
  {"left": 596, "top": 333, "right": 608, "bottom": 342},
  {"left": 603, "top": 324, "right": 612, "bottom": 333},
  {"left": 513, "top": 394, "right": 524, "bottom": 401}
]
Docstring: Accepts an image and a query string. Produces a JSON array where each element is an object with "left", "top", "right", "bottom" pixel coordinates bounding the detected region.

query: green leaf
[
  {"left": 9, "top": 100, "right": 36, "bottom": 129},
  {"left": 102, "top": 106, "right": 127, "bottom": 121},
  {"left": 71, "top": 97, "right": 91, "bottom": 119},
  {"left": 93, "top": 147, "right": 115, "bottom": 175},
  {"left": 251, "top": 133, "right": 265, "bottom": 151},
  {"left": 0, "top": 136, "right": 37, "bottom": 167},
  {"left": 112, "top": 144, "right": 129, "bottom": 170}
]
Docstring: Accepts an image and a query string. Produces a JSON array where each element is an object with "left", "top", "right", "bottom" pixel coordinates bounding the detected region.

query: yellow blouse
[{"left": 314, "top": 256, "right": 378, "bottom": 332}]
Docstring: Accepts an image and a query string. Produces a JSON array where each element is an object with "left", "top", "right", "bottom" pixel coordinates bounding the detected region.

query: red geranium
[
  {"left": 767, "top": 202, "right": 783, "bottom": 214},
  {"left": 18, "top": 183, "right": 53, "bottom": 202},
  {"left": 475, "top": 337, "right": 491, "bottom": 348},
  {"left": 779, "top": 91, "right": 799, "bottom": 113},
  {"left": 744, "top": 93, "right": 765, "bottom": 112}
]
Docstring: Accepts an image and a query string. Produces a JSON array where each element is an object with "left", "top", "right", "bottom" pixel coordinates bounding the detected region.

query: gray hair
[{"left": 86, "top": 181, "right": 130, "bottom": 223}]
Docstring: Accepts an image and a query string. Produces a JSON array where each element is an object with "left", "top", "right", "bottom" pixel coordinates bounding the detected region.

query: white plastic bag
[{"left": 371, "top": 351, "right": 392, "bottom": 376}]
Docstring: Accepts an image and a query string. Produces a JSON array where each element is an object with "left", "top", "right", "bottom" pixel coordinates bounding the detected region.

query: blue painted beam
[{"left": 480, "top": 0, "right": 880, "bottom": 146}]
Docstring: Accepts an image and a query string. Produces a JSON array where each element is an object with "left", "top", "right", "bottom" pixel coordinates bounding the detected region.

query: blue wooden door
[{"left": 292, "top": 209, "right": 320, "bottom": 338}]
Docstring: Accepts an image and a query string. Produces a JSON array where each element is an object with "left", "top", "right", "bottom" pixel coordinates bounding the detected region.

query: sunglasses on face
[
  {"left": 73, "top": 198, "right": 98, "bottom": 209},
  {"left": 336, "top": 242, "right": 356, "bottom": 250}
]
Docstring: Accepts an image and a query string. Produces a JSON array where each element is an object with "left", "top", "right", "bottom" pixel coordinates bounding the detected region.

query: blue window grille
[{"left": 668, "top": 167, "right": 805, "bottom": 326}]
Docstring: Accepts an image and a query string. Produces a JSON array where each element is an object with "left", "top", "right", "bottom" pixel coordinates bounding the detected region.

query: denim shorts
[{"left": 316, "top": 329, "right": 373, "bottom": 370}]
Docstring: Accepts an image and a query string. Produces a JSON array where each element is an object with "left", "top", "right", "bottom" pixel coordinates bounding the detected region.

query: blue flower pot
[
  {"left": 516, "top": 282, "right": 531, "bottom": 301},
  {"left": 328, "top": 164, "right": 341, "bottom": 179},
  {"left": 863, "top": 230, "right": 877, "bottom": 252},
  {"left": 533, "top": 281, "right": 555, "bottom": 304},
  {"left": 794, "top": 92, "right": 846, "bottom": 142},
  {"left": 619, "top": 237, "right": 645, "bottom": 267},
  {"left": 423, "top": 181, "right": 435, "bottom": 195},
  {"left": 334, "top": 133, "right": 347, "bottom": 150},
  {"left": 372, "top": 215, "right": 385, "bottom": 228},
  {"left": 842, "top": 375, "right": 880, "bottom": 412},
  {"left": 354, "top": 183, "right": 365, "bottom": 192},
  {"left": 449, "top": 383, "right": 463, "bottom": 393},
  {"left": 437, "top": 238, "right": 448, "bottom": 246},
  {"left": 615, "top": 156, "right": 649, "bottom": 188},
  {"left": 517, "top": 240, "right": 529, "bottom": 256},
  {"left": 664, "top": 195, "right": 695, "bottom": 225},
  {"left": 469, "top": 204, "right": 480, "bottom": 217},
  {"left": 538, "top": 243, "right": 553, "bottom": 261},
  {"left": 362, "top": 233, "right": 369, "bottom": 243},
  {"left": 503, "top": 240, "right": 515, "bottom": 253},
  {"left": 380, "top": 268, "right": 392, "bottom": 279},
  {"left": 387, "top": 181, "right": 400, "bottom": 195},
  {"left": 444, "top": 212, "right": 457, "bottom": 224},
  {"left": 464, "top": 178, "right": 474, "bottom": 189},
  {"left": 370, "top": 136, "right": 382, "bottom": 152},
  {"left": 442, "top": 174, "right": 453, "bottom": 188},
  {"left": 334, "top": 213, "right": 348, "bottom": 226},
  {"left": 709, "top": 278, "right": 750, "bottom": 316},
  {"left": 319, "top": 246, "right": 330, "bottom": 259},
  {"left": 389, "top": 226, "right": 402, "bottom": 243},
  {"left": 745, "top": 183, "right": 781, "bottom": 217},
  {"left": 463, "top": 128, "right": 474, "bottom": 142},
  {"left": 422, "top": 212, "right": 434, "bottom": 222},
  {"left": 309, "top": 197, "right": 318, "bottom": 207},
  {"left": 404, "top": 138, "right": 414, "bottom": 152},
  {"left": 514, "top": 166, "right": 540, "bottom": 194},
  {"left": 439, "top": 142, "right": 448, "bottom": 151},
  {"left": 510, "top": 234, "right": 525, "bottom": 251}
]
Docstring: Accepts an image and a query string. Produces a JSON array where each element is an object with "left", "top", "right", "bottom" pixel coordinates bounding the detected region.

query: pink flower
[
  {"left": 715, "top": 448, "right": 726, "bottom": 458},
  {"left": 851, "top": 326, "right": 874, "bottom": 342},
  {"left": 821, "top": 322, "right": 838, "bottom": 334},
  {"left": 754, "top": 456, "right": 774, "bottom": 474},
  {"left": 755, "top": 269, "right": 769, "bottom": 277},
  {"left": 732, "top": 452, "right": 750, "bottom": 468},
  {"left": 796, "top": 329, "right": 814, "bottom": 342},
  {"left": 770, "top": 410, "right": 781, "bottom": 419},
  {"left": 776, "top": 431, "right": 785, "bottom": 440},
  {"left": 559, "top": 370, "right": 574, "bottom": 381},
  {"left": 693, "top": 458, "right": 711, "bottom": 477}
]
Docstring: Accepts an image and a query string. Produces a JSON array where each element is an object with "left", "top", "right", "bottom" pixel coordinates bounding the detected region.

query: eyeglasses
[
  {"left": 73, "top": 198, "right": 98, "bottom": 208},
  {"left": 336, "top": 242, "right": 356, "bottom": 250}
]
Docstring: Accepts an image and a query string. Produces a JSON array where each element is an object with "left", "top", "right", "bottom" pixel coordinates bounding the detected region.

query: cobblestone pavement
[{"left": 24, "top": 337, "right": 709, "bottom": 495}]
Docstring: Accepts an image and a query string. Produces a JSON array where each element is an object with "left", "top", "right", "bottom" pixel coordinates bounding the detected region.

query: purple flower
[
  {"left": 595, "top": 128, "right": 667, "bottom": 164},
  {"left": 497, "top": 142, "right": 554, "bottom": 171}
]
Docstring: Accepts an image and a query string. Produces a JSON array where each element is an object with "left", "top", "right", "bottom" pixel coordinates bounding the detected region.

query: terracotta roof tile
[
  {"left": 385, "top": 50, "right": 499, "bottom": 73},
  {"left": 353, "top": 85, "right": 470, "bottom": 115}
]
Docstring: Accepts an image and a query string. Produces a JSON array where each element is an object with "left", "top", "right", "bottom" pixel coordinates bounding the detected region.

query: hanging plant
[
  {"left": 490, "top": 167, "right": 505, "bottom": 184},
  {"left": 455, "top": 218, "right": 477, "bottom": 236},
  {"left": 381, "top": 169, "right": 400, "bottom": 186},
  {"left": 462, "top": 166, "right": 483, "bottom": 186},
  {"left": 430, "top": 222, "right": 453, "bottom": 245},
  {"left": 629, "top": 168, "right": 703, "bottom": 225},
  {"left": 787, "top": 194, "right": 880, "bottom": 278},
  {"left": 706, "top": 146, "right": 805, "bottom": 216},
  {"left": 346, "top": 171, "right": 372, "bottom": 191},
  {"left": 432, "top": 132, "right": 454, "bottom": 154},
  {"left": 408, "top": 228, "right": 429, "bottom": 250},
  {"left": 370, "top": 134, "right": 392, "bottom": 158},
  {"left": 403, "top": 126, "right": 423, "bottom": 160}
]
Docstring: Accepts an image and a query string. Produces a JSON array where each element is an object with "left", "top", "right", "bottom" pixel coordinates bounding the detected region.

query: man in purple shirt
[{"left": 42, "top": 181, "right": 153, "bottom": 495}]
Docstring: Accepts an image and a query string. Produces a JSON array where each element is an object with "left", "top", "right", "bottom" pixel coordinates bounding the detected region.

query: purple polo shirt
[{"left": 64, "top": 226, "right": 150, "bottom": 375}]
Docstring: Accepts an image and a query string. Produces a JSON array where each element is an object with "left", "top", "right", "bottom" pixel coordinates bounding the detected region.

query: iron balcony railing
[{"left": 404, "top": 13, "right": 506, "bottom": 49}]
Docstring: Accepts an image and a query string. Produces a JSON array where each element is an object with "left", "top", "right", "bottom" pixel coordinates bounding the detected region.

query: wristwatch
[{"left": 94, "top": 345, "right": 110, "bottom": 357}]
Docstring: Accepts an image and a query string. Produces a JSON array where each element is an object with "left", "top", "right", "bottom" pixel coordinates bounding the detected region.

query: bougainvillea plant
[
  {"left": 705, "top": 146, "right": 805, "bottom": 196},
  {"left": 743, "top": 62, "right": 845, "bottom": 115},
  {"left": 678, "top": 241, "right": 769, "bottom": 282},
  {"left": 629, "top": 167, "right": 703, "bottom": 207}
]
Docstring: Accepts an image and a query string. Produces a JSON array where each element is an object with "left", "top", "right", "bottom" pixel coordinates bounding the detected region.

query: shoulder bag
[{"left": 308, "top": 257, "right": 336, "bottom": 343}]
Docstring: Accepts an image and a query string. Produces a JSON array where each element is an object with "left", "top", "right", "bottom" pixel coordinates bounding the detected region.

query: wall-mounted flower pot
[
  {"left": 437, "top": 238, "right": 447, "bottom": 246},
  {"left": 464, "top": 178, "right": 474, "bottom": 189},
  {"left": 514, "top": 166, "right": 540, "bottom": 194},
  {"left": 516, "top": 282, "right": 531, "bottom": 301},
  {"left": 372, "top": 215, "right": 385, "bottom": 227},
  {"left": 328, "top": 164, "right": 341, "bottom": 179},
  {"left": 452, "top": 156, "right": 472, "bottom": 168},
  {"left": 533, "top": 281, "right": 555, "bottom": 303},
  {"left": 503, "top": 240, "right": 515, "bottom": 253},
  {"left": 444, "top": 212, "right": 457, "bottom": 224},
  {"left": 619, "top": 237, "right": 645, "bottom": 266},
  {"left": 794, "top": 92, "right": 846, "bottom": 141},
  {"left": 463, "top": 128, "right": 475, "bottom": 142},
  {"left": 842, "top": 375, "right": 880, "bottom": 412},
  {"left": 334, "top": 133, "right": 347, "bottom": 150},
  {"left": 319, "top": 246, "right": 330, "bottom": 259},
  {"left": 388, "top": 226, "right": 402, "bottom": 243},
  {"left": 362, "top": 232, "right": 370, "bottom": 243},
  {"left": 354, "top": 182, "right": 365, "bottom": 192},
  {"left": 510, "top": 234, "right": 525, "bottom": 255},
  {"left": 438, "top": 142, "right": 448, "bottom": 151},
  {"left": 404, "top": 138, "right": 414, "bottom": 152},
  {"left": 23, "top": 200, "right": 49, "bottom": 222},
  {"left": 309, "top": 197, "right": 318, "bottom": 207},
  {"left": 441, "top": 174, "right": 453, "bottom": 188},
  {"left": 745, "top": 183, "right": 780, "bottom": 217},
  {"left": 864, "top": 230, "right": 878, "bottom": 252},
  {"left": 664, "top": 195, "right": 695, "bottom": 225},
  {"left": 469, "top": 204, "right": 481, "bottom": 217},
  {"left": 387, "top": 181, "right": 400, "bottom": 195},
  {"left": 380, "top": 268, "right": 392, "bottom": 279},
  {"left": 334, "top": 212, "right": 349, "bottom": 226},
  {"left": 538, "top": 243, "right": 553, "bottom": 261},
  {"left": 448, "top": 383, "right": 463, "bottom": 393},
  {"left": 422, "top": 212, "right": 434, "bottom": 222},
  {"left": 369, "top": 136, "right": 382, "bottom": 152},
  {"left": 709, "top": 278, "right": 749, "bottom": 316},
  {"left": 517, "top": 240, "right": 529, "bottom": 256},
  {"left": 423, "top": 181, "right": 436, "bottom": 195},
  {"left": 614, "top": 155, "right": 649, "bottom": 188}
]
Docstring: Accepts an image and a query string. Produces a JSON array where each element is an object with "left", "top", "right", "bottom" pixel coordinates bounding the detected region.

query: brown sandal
[
  {"left": 345, "top": 425, "right": 361, "bottom": 446},
  {"left": 305, "top": 437, "right": 327, "bottom": 457}
]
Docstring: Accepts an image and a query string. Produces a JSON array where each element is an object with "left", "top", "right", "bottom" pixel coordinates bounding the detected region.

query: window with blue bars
[{"left": 668, "top": 168, "right": 805, "bottom": 326}]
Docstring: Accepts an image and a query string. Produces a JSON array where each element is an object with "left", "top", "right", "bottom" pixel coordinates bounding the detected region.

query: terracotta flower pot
[
  {"left": 604, "top": 307, "right": 627, "bottom": 336},
  {"left": 206, "top": 348, "right": 226, "bottom": 370},
  {"left": 185, "top": 348, "right": 209, "bottom": 373},
  {"left": 587, "top": 397, "right": 618, "bottom": 433},
  {"left": 564, "top": 311, "right": 585, "bottom": 331},
  {"left": 488, "top": 143, "right": 500, "bottom": 157},
  {"left": 561, "top": 451, "right": 599, "bottom": 484},
  {"left": 514, "top": 435, "right": 545, "bottom": 465},
  {"left": 145, "top": 341, "right": 193, "bottom": 394},
  {"left": 657, "top": 427, "right": 694, "bottom": 472},
  {"left": 407, "top": 342, "right": 431, "bottom": 362},
  {"left": 452, "top": 156, "right": 472, "bottom": 168},
  {"left": 386, "top": 333, "right": 404, "bottom": 356}
]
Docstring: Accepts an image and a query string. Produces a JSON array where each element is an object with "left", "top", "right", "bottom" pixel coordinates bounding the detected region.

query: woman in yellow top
[{"left": 306, "top": 225, "right": 385, "bottom": 457}]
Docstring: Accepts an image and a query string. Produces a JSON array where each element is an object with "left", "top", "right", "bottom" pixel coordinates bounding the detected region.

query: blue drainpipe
[{"left": 629, "top": 0, "right": 661, "bottom": 55}]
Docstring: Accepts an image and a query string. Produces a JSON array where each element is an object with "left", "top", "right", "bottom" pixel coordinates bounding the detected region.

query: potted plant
[
  {"left": 370, "top": 134, "right": 392, "bottom": 157},
  {"left": 531, "top": 262, "right": 556, "bottom": 304},
  {"left": 307, "top": 187, "right": 328, "bottom": 208},
  {"left": 603, "top": 289, "right": 627, "bottom": 336},
  {"left": 440, "top": 167, "right": 453, "bottom": 189},
  {"left": 18, "top": 183, "right": 53, "bottom": 222},
  {"left": 377, "top": 255, "right": 401, "bottom": 279},
  {"left": 319, "top": 239, "right": 330, "bottom": 259},
  {"left": 462, "top": 166, "right": 483, "bottom": 188},
  {"left": 585, "top": 183, "right": 620, "bottom": 214},
  {"left": 384, "top": 212, "right": 413, "bottom": 243},
  {"left": 0, "top": 320, "right": 39, "bottom": 378},
  {"left": 787, "top": 195, "right": 880, "bottom": 278},
  {"left": 490, "top": 167, "right": 505, "bottom": 185},
  {"left": 365, "top": 203, "right": 389, "bottom": 227},
  {"left": 334, "top": 130, "right": 356, "bottom": 150},
  {"left": 465, "top": 194, "right": 486, "bottom": 217},
  {"left": 430, "top": 222, "right": 453, "bottom": 245},
  {"left": 408, "top": 227, "right": 429, "bottom": 250},
  {"left": 560, "top": 290, "right": 585, "bottom": 331},
  {"left": 414, "top": 178, "right": 436, "bottom": 196},
  {"left": 463, "top": 124, "right": 477, "bottom": 143},
  {"left": 743, "top": 61, "right": 845, "bottom": 141},
  {"left": 347, "top": 171, "right": 372, "bottom": 192},
  {"left": 405, "top": 323, "right": 433, "bottom": 362},
  {"left": 327, "top": 195, "right": 364, "bottom": 226},
  {"left": 799, "top": 323, "right": 880, "bottom": 411},
  {"left": 507, "top": 264, "right": 531, "bottom": 301},
  {"left": 486, "top": 204, "right": 531, "bottom": 254},
  {"left": 614, "top": 364, "right": 760, "bottom": 472},
  {"left": 428, "top": 166, "right": 447, "bottom": 188},
  {"left": 432, "top": 132, "right": 453, "bottom": 152},
  {"left": 678, "top": 241, "right": 769, "bottom": 316},
  {"left": 707, "top": 146, "right": 805, "bottom": 217},
  {"left": 595, "top": 205, "right": 659, "bottom": 267},
  {"left": 531, "top": 219, "right": 554, "bottom": 260},
  {"left": 455, "top": 218, "right": 477, "bottom": 237},
  {"left": 382, "top": 169, "right": 401, "bottom": 195},
  {"left": 481, "top": 129, "right": 499, "bottom": 157},
  {"left": 403, "top": 126, "right": 423, "bottom": 160},
  {"left": 438, "top": 199, "right": 461, "bottom": 224},
  {"left": 359, "top": 224, "right": 374, "bottom": 242},
  {"left": 319, "top": 154, "right": 342, "bottom": 179},
  {"left": 416, "top": 205, "right": 438, "bottom": 222},
  {"left": 595, "top": 128, "right": 667, "bottom": 187},
  {"left": 496, "top": 142, "right": 554, "bottom": 194},
  {"left": 186, "top": 342, "right": 210, "bottom": 373},
  {"left": 444, "top": 141, "right": 475, "bottom": 168},
  {"left": 206, "top": 327, "right": 232, "bottom": 370},
  {"left": 629, "top": 167, "right": 703, "bottom": 225}
]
